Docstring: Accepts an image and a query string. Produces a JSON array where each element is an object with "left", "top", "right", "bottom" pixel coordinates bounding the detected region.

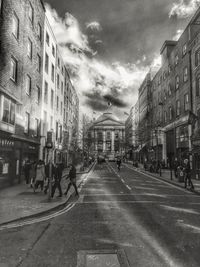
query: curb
[
  {"left": 0, "top": 163, "right": 95, "bottom": 227},
  {"left": 128, "top": 164, "right": 200, "bottom": 196}
]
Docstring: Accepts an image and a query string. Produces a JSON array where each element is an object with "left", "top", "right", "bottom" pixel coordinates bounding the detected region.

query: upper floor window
[
  {"left": 196, "top": 76, "right": 200, "bottom": 96},
  {"left": 1, "top": 96, "right": 15, "bottom": 125},
  {"left": 46, "top": 32, "right": 49, "bottom": 46},
  {"left": 37, "top": 54, "right": 41, "bottom": 73},
  {"left": 44, "top": 81, "right": 48, "bottom": 104},
  {"left": 58, "top": 58, "right": 60, "bottom": 68},
  {"left": 56, "top": 96, "right": 59, "bottom": 110},
  {"left": 24, "top": 112, "right": 30, "bottom": 134},
  {"left": 51, "top": 64, "right": 55, "bottom": 82},
  {"left": 27, "top": 38, "right": 32, "bottom": 59},
  {"left": 169, "top": 106, "right": 173, "bottom": 120},
  {"left": 45, "top": 53, "right": 49, "bottom": 74},
  {"left": 183, "top": 67, "right": 188, "bottom": 82},
  {"left": 37, "top": 23, "right": 42, "bottom": 41},
  {"left": 184, "top": 93, "right": 189, "bottom": 111},
  {"left": 164, "top": 111, "right": 167, "bottom": 122},
  {"left": 61, "top": 81, "right": 63, "bottom": 94},
  {"left": 26, "top": 75, "right": 31, "bottom": 95},
  {"left": 34, "top": 118, "right": 39, "bottom": 137},
  {"left": 175, "top": 75, "right": 180, "bottom": 90},
  {"left": 195, "top": 48, "right": 200, "bottom": 67},
  {"left": 28, "top": 3, "right": 34, "bottom": 24},
  {"left": 176, "top": 100, "right": 181, "bottom": 116},
  {"left": 57, "top": 74, "right": 60, "bottom": 89},
  {"left": 12, "top": 12, "right": 19, "bottom": 39},
  {"left": 10, "top": 57, "right": 18, "bottom": 82},
  {"left": 52, "top": 45, "right": 55, "bottom": 57},
  {"left": 168, "top": 84, "right": 172, "bottom": 96},
  {"left": 106, "top": 131, "right": 111, "bottom": 139},
  {"left": 51, "top": 89, "right": 54, "bottom": 109},
  {"left": 175, "top": 54, "right": 179, "bottom": 65},
  {"left": 36, "top": 86, "right": 40, "bottom": 104},
  {"left": 60, "top": 101, "right": 63, "bottom": 115},
  {"left": 182, "top": 43, "right": 187, "bottom": 56}
]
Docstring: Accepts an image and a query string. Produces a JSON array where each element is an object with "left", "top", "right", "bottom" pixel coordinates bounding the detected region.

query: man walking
[
  {"left": 64, "top": 164, "right": 79, "bottom": 197},
  {"left": 51, "top": 163, "right": 63, "bottom": 198},
  {"left": 184, "top": 158, "right": 194, "bottom": 190},
  {"left": 116, "top": 157, "right": 121, "bottom": 171}
]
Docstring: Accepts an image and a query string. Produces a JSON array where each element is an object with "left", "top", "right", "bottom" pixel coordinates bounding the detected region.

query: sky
[{"left": 44, "top": 0, "right": 200, "bottom": 120}]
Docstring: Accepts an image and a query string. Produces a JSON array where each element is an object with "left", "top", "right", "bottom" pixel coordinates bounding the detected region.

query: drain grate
[{"left": 77, "top": 249, "right": 130, "bottom": 267}]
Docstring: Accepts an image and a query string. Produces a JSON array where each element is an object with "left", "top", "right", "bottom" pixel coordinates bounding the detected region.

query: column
[
  {"left": 111, "top": 130, "right": 115, "bottom": 154},
  {"left": 103, "top": 130, "right": 106, "bottom": 153}
]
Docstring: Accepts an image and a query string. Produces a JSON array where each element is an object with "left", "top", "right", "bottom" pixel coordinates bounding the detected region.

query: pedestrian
[
  {"left": 116, "top": 157, "right": 121, "bottom": 171},
  {"left": 64, "top": 164, "right": 79, "bottom": 197},
  {"left": 34, "top": 160, "right": 45, "bottom": 192},
  {"left": 174, "top": 158, "right": 179, "bottom": 178},
  {"left": 184, "top": 158, "right": 194, "bottom": 190},
  {"left": 51, "top": 163, "right": 63, "bottom": 198},
  {"left": 24, "top": 159, "right": 31, "bottom": 184},
  {"left": 44, "top": 161, "right": 55, "bottom": 195}
]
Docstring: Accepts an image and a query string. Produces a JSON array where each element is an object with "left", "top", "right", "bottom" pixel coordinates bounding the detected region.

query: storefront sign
[{"left": 0, "top": 139, "right": 14, "bottom": 147}]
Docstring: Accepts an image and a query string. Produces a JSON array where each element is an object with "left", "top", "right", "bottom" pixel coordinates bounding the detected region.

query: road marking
[
  {"left": 126, "top": 185, "right": 131, "bottom": 190},
  {"left": 124, "top": 165, "right": 193, "bottom": 195},
  {"left": 121, "top": 179, "right": 125, "bottom": 183}
]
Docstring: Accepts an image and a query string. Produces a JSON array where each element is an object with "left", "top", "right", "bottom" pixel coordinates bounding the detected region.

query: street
[{"left": 1, "top": 162, "right": 200, "bottom": 267}]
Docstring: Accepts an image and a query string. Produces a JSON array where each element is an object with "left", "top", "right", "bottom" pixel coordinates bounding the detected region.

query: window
[
  {"left": 57, "top": 74, "right": 60, "bottom": 89},
  {"left": 44, "top": 81, "right": 48, "bottom": 104},
  {"left": 58, "top": 58, "right": 60, "bottom": 68},
  {"left": 64, "top": 108, "right": 66, "bottom": 121},
  {"left": 169, "top": 106, "right": 173, "bottom": 120},
  {"left": 51, "top": 64, "right": 55, "bottom": 82},
  {"left": 57, "top": 96, "right": 59, "bottom": 110},
  {"left": 60, "top": 102, "right": 63, "bottom": 115},
  {"left": 182, "top": 43, "right": 187, "bottom": 56},
  {"left": 37, "top": 23, "right": 42, "bottom": 41},
  {"left": 196, "top": 76, "right": 200, "bottom": 96},
  {"left": 1, "top": 96, "right": 15, "bottom": 125},
  {"left": 183, "top": 67, "right": 188, "bottom": 82},
  {"left": 168, "top": 84, "right": 172, "bottom": 96},
  {"left": 184, "top": 93, "right": 189, "bottom": 111},
  {"left": 45, "top": 53, "right": 49, "bottom": 73},
  {"left": 164, "top": 111, "right": 167, "bottom": 122},
  {"left": 115, "top": 132, "right": 119, "bottom": 139},
  {"left": 106, "top": 131, "right": 111, "bottom": 139},
  {"left": 27, "top": 38, "right": 32, "bottom": 59},
  {"left": 10, "top": 57, "right": 17, "bottom": 82},
  {"left": 26, "top": 75, "right": 31, "bottom": 95},
  {"left": 51, "top": 89, "right": 54, "bottom": 109},
  {"left": 46, "top": 32, "right": 49, "bottom": 46},
  {"left": 175, "top": 54, "right": 179, "bottom": 65},
  {"left": 12, "top": 12, "right": 19, "bottom": 39},
  {"left": 176, "top": 100, "right": 180, "bottom": 116},
  {"left": 97, "top": 132, "right": 103, "bottom": 140},
  {"left": 62, "top": 66, "right": 64, "bottom": 75},
  {"left": 175, "top": 75, "right": 180, "bottom": 90},
  {"left": 34, "top": 118, "right": 39, "bottom": 136},
  {"left": 28, "top": 3, "right": 34, "bottom": 24},
  {"left": 37, "top": 54, "right": 41, "bottom": 73},
  {"left": 24, "top": 112, "right": 30, "bottom": 134},
  {"left": 195, "top": 49, "right": 200, "bottom": 67},
  {"left": 52, "top": 45, "right": 55, "bottom": 57},
  {"left": 43, "top": 111, "right": 47, "bottom": 135},
  {"left": 50, "top": 116, "right": 53, "bottom": 130},
  {"left": 61, "top": 81, "right": 63, "bottom": 94},
  {"left": 36, "top": 86, "right": 40, "bottom": 104}
]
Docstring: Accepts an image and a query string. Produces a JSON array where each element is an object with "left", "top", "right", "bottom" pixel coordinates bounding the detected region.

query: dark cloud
[{"left": 84, "top": 91, "right": 128, "bottom": 111}]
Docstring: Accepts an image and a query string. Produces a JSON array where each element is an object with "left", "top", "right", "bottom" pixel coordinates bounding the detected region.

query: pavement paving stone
[{"left": 0, "top": 163, "right": 94, "bottom": 225}]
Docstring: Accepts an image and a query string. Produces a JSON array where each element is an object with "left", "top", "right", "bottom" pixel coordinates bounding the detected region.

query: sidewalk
[
  {"left": 0, "top": 162, "right": 95, "bottom": 226},
  {"left": 125, "top": 161, "right": 200, "bottom": 194}
]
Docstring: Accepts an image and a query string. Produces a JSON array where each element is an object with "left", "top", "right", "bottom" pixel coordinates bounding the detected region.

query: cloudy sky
[{"left": 44, "top": 0, "right": 200, "bottom": 119}]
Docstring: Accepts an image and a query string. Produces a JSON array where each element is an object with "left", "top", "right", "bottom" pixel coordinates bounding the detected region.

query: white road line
[
  {"left": 121, "top": 179, "right": 125, "bottom": 183},
  {"left": 126, "top": 185, "right": 131, "bottom": 190},
  {"left": 81, "top": 193, "right": 200, "bottom": 197},
  {"left": 124, "top": 165, "right": 192, "bottom": 195}
]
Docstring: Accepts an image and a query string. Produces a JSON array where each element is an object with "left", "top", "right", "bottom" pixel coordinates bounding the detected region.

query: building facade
[
  {"left": 88, "top": 112, "right": 125, "bottom": 160},
  {"left": 0, "top": 0, "right": 45, "bottom": 186}
]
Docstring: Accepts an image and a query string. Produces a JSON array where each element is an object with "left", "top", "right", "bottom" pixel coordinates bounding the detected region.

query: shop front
[{"left": 0, "top": 134, "right": 16, "bottom": 187}]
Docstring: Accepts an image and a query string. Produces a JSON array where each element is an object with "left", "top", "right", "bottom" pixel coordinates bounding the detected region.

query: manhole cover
[
  {"left": 77, "top": 249, "right": 130, "bottom": 267},
  {"left": 86, "top": 254, "right": 120, "bottom": 267}
]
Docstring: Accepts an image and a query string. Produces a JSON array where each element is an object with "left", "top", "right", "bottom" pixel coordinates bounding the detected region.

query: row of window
[{"left": 162, "top": 94, "right": 189, "bottom": 123}]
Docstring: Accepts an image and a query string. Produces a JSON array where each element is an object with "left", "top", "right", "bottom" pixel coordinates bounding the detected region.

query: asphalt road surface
[{"left": 1, "top": 162, "right": 200, "bottom": 267}]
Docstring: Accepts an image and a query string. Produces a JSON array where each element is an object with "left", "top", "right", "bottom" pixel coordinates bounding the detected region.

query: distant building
[{"left": 88, "top": 112, "right": 125, "bottom": 159}]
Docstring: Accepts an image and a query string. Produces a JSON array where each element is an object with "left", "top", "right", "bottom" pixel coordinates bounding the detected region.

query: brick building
[{"left": 0, "top": 0, "right": 45, "bottom": 186}]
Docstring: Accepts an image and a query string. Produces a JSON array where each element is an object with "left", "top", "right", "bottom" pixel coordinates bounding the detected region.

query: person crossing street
[{"left": 64, "top": 164, "right": 79, "bottom": 197}]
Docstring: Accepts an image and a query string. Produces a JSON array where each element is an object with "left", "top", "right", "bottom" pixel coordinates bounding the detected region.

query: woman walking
[
  {"left": 64, "top": 164, "right": 79, "bottom": 197},
  {"left": 34, "top": 160, "right": 45, "bottom": 192}
]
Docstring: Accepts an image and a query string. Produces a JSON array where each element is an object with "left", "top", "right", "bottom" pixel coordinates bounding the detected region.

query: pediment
[{"left": 94, "top": 119, "right": 124, "bottom": 126}]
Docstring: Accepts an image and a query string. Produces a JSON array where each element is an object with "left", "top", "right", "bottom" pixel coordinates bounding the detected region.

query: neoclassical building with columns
[{"left": 88, "top": 112, "right": 125, "bottom": 159}]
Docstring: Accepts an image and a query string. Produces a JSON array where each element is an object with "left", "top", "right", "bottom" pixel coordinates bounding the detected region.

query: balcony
[{"left": 0, "top": 121, "right": 15, "bottom": 134}]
